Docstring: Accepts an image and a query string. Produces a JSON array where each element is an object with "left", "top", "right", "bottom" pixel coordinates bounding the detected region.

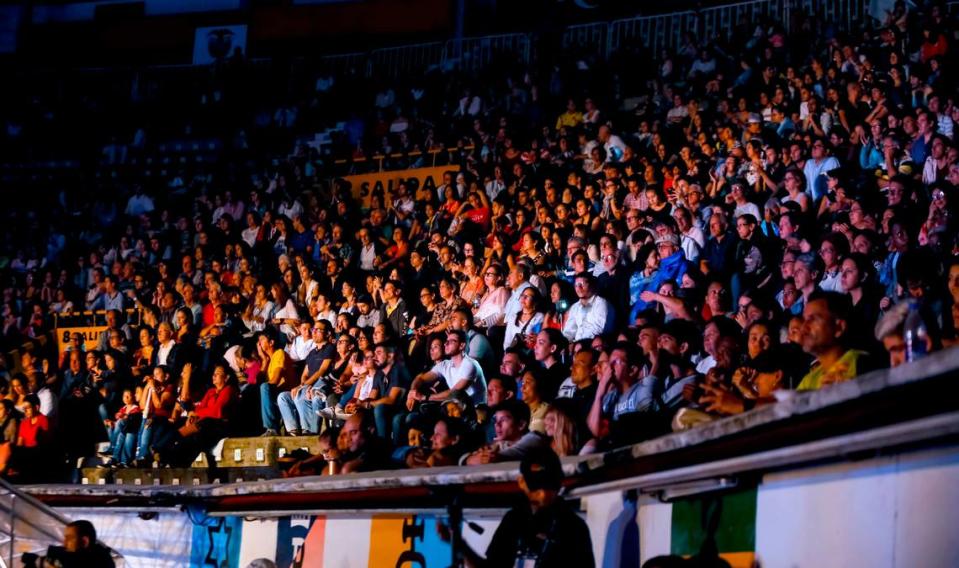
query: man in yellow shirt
[
  {"left": 797, "top": 291, "right": 875, "bottom": 391},
  {"left": 258, "top": 329, "right": 295, "bottom": 435},
  {"left": 555, "top": 98, "right": 584, "bottom": 130}
]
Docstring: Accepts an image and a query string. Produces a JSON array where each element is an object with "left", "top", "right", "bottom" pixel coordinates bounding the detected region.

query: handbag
[{"left": 509, "top": 315, "right": 536, "bottom": 350}]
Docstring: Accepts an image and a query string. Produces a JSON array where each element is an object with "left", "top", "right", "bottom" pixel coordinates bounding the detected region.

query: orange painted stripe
[
  {"left": 368, "top": 515, "right": 410, "bottom": 568},
  {"left": 720, "top": 551, "right": 756, "bottom": 568},
  {"left": 680, "top": 552, "right": 754, "bottom": 568},
  {"left": 303, "top": 516, "right": 325, "bottom": 567}
]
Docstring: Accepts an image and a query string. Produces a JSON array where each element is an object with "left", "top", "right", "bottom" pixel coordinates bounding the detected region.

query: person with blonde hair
[{"left": 544, "top": 399, "right": 581, "bottom": 457}]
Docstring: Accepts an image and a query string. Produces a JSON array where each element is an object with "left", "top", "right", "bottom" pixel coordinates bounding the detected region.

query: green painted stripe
[{"left": 670, "top": 487, "right": 757, "bottom": 556}]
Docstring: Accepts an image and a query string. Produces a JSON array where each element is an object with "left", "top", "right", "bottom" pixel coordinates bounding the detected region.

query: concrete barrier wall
[{"left": 62, "top": 444, "right": 959, "bottom": 568}]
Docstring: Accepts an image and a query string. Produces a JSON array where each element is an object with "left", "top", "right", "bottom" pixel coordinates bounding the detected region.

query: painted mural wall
[{"left": 64, "top": 446, "right": 959, "bottom": 568}]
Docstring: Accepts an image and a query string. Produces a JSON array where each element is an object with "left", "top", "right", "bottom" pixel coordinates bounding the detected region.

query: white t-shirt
[
  {"left": 157, "top": 340, "right": 176, "bottom": 367},
  {"left": 556, "top": 377, "right": 577, "bottom": 400},
  {"left": 733, "top": 201, "right": 762, "bottom": 221},
  {"left": 430, "top": 355, "right": 487, "bottom": 406},
  {"left": 357, "top": 374, "right": 375, "bottom": 401}
]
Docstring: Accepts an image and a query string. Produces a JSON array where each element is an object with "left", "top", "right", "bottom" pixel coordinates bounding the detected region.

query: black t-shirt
[
  {"left": 542, "top": 362, "right": 570, "bottom": 400},
  {"left": 305, "top": 343, "right": 337, "bottom": 378},
  {"left": 372, "top": 363, "right": 412, "bottom": 398},
  {"left": 485, "top": 499, "right": 594, "bottom": 568}
]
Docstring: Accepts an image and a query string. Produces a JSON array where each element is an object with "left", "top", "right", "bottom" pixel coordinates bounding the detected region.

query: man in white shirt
[
  {"left": 503, "top": 263, "right": 533, "bottom": 327},
  {"left": 284, "top": 321, "right": 316, "bottom": 362},
  {"left": 407, "top": 330, "right": 487, "bottom": 407},
  {"left": 155, "top": 322, "right": 180, "bottom": 377},
  {"left": 563, "top": 273, "right": 611, "bottom": 342},
  {"left": 672, "top": 206, "right": 704, "bottom": 263},
  {"left": 357, "top": 229, "right": 378, "bottom": 273},
  {"left": 598, "top": 125, "right": 627, "bottom": 163},
  {"left": 802, "top": 138, "right": 840, "bottom": 201}
]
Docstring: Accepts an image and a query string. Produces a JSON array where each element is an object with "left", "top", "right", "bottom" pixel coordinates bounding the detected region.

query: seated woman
[
  {"left": 405, "top": 415, "right": 470, "bottom": 468},
  {"left": 159, "top": 362, "right": 238, "bottom": 467},
  {"left": 503, "top": 286, "right": 545, "bottom": 351},
  {"left": 320, "top": 349, "right": 377, "bottom": 420},
  {"left": 101, "top": 387, "right": 142, "bottom": 467},
  {"left": 284, "top": 428, "right": 340, "bottom": 478},
  {"left": 5, "top": 396, "right": 51, "bottom": 480},
  {"left": 133, "top": 365, "right": 177, "bottom": 467},
  {"left": 544, "top": 399, "right": 582, "bottom": 457},
  {"left": 0, "top": 399, "right": 20, "bottom": 473},
  {"left": 520, "top": 370, "right": 551, "bottom": 434}
]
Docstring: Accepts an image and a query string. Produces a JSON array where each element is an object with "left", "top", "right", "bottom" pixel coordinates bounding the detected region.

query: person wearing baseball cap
[{"left": 454, "top": 447, "right": 595, "bottom": 568}]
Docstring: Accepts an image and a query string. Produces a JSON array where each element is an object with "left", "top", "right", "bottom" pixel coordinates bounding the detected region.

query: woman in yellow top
[{"left": 520, "top": 370, "right": 551, "bottom": 434}]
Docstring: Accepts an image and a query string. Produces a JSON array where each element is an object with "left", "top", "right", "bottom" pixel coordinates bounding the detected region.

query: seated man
[
  {"left": 563, "top": 273, "right": 611, "bottom": 342},
  {"left": 257, "top": 329, "right": 296, "bottom": 436},
  {"left": 796, "top": 291, "right": 879, "bottom": 391},
  {"left": 407, "top": 330, "right": 487, "bottom": 409},
  {"left": 336, "top": 410, "right": 392, "bottom": 474},
  {"left": 588, "top": 342, "right": 660, "bottom": 448},
  {"left": 462, "top": 399, "right": 548, "bottom": 465},
  {"left": 448, "top": 448, "right": 595, "bottom": 568},
  {"left": 476, "top": 375, "right": 518, "bottom": 443},
  {"left": 277, "top": 320, "right": 336, "bottom": 435},
  {"left": 363, "top": 342, "right": 411, "bottom": 444}
]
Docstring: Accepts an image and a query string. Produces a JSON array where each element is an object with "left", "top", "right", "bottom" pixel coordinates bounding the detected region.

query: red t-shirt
[
  {"left": 194, "top": 385, "right": 238, "bottom": 420},
  {"left": 19, "top": 415, "right": 49, "bottom": 448}
]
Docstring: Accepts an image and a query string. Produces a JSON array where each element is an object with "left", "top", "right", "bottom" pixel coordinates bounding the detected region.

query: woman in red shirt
[
  {"left": 4, "top": 396, "right": 51, "bottom": 481},
  {"left": 159, "top": 363, "right": 237, "bottom": 467},
  {"left": 17, "top": 396, "right": 49, "bottom": 448},
  {"left": 452, "top": 191, "right": 492, "bottom": 235}
]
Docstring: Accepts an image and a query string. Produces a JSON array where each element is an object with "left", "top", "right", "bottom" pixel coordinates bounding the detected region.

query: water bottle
[{"left": 904, "top": 300, "right": 928, "bottom": 362}]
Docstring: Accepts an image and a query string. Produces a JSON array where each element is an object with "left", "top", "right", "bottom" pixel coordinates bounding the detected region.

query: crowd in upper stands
[{"left": 0, "top": 0, "right": 956, "bottom": 481}]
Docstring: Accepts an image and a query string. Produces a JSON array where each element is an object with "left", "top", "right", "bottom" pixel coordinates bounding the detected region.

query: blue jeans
[
  {"left": 109, "top": 419, "right": 136, "bottom": 464},
  {"left": 278, "top": 387, "right": 325, "bottom": 434},
  {"left": 135, "top": 418, "right": 172, "bottom": 462},
  {"left": 260, "top": 383, "right": 282, "bottom": 432},
  {"left": 373, "top": 405, "right": 407, "bottom": 445}
]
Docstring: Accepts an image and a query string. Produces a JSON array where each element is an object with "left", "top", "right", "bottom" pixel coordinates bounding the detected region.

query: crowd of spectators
[{"left": 0, "top": 1, "right": 956, "bottom": 481}]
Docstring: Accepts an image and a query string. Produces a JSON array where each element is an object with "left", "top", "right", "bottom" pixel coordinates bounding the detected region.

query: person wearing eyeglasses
[
  {"left": 408, "top": 330, "right": 487, "bottom": 410},
  {"left": 473, "top": 262, "right": 509, "bottom": 328},
  {"left": 563, "top": 273, "right": 611, "bottom": 342},
  {"left": 277, "top": 319, "right": 336, "bottom": 435}
]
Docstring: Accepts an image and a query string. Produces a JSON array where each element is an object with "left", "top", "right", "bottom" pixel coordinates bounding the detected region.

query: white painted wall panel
[{"left": 756, "top": 448, "right": 959, "bottom": 568}]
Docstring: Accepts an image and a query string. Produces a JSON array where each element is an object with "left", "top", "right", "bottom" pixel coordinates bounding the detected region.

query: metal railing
[
  {"left": 366, "top": 33, "right": 532, "bottom": 78},
  {"left": 369, "top": 41, "right": 446, "bottom": 78},
  {"left": 561, "top": 21, "right": 609, "bottom": 58},
  {"left": 609, "top": 10, "right": 697, "bottom": 56},
  {"left": 444, "top": 33, "right": 531, "bottom": 74},
  {"left": 560, "top": 0, "right": 869, "bottom": 60},
  {"left": 795, "top": 0, "right": 865, "bottom": 30}
]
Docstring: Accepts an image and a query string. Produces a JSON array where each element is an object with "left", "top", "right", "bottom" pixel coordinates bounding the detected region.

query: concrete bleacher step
[
  {"left": 218, "top": 435, "right": 320, "bottom": 468},
  {"left": 80, "top": 465, "right": 283, "bottom": 486},
  {"left": 77, "top": 436, "right": 318, "bottom": 484}
]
